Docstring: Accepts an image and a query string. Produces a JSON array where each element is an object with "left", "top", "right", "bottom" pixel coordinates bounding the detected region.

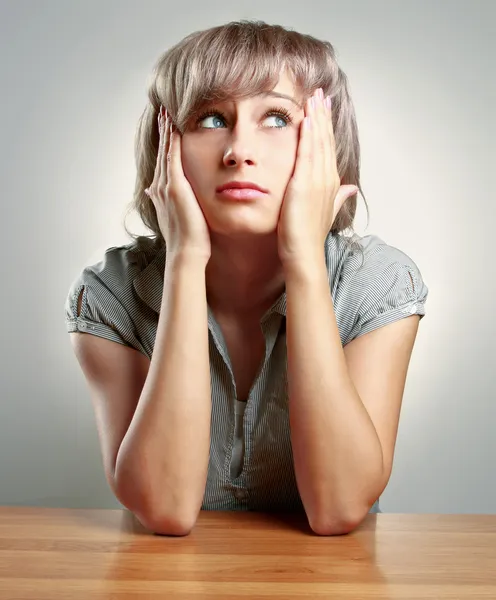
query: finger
[
  {"left": 310, "top": 92, "right": 326, "bottom": 197},
  {"left": 322, "top": 94, "right": 341, "bottom": 206},
  {"left": 291, "top": 95, "right": 312, "bottom": 184},
  {"left": 151, "top": 109, "right": 164, "bottom": 200},
  {"left": 158, "top": 116, "right": 170, "bottom": 192},
  {"left": 159, "top": 112, "right": 170, "bottom": 180},
  {"left": 163, "top": 116, "right": 172, "bottom": 183},
  {"left": 147, "top": 110, "right": 163, "bottom": 199},
  {"left": 316, "top": 92, "right": 330, "bottom": 191},
  {"left": 166, "top": 120, "right": 185, "bottom": 191},
  {"left": 158, "top": 113, "right": 174, "bottom": 193},
  {"left": 326, "top": 95, "right": 337, "bottom": 159},
  {"left": 156, "top": 109, "right": 165, "bottom": 180}
]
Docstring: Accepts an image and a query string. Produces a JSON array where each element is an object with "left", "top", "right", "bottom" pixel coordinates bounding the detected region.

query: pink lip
[
  {"left": 216, "top": 188, "right": 267, "bottom": 201},
  {"left": 216, "top": 181, "right": 268, "bottom": 193}
]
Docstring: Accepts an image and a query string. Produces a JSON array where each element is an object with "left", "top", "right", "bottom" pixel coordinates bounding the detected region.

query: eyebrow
[
  {"left": 199, "top": 91, "right": 304, "bottom": 114},
  {"left": 260, "top": 91, "right": 303, "bottom": 109}
]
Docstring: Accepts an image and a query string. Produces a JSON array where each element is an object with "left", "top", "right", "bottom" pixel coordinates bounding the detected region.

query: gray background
[{"left": 1, "top": 0, "right": 494, "bottom": 513}]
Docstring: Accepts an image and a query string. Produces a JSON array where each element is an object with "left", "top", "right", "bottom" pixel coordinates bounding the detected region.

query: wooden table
[{"left": 0, "top": 508, "right": 495, "bottom": 599}]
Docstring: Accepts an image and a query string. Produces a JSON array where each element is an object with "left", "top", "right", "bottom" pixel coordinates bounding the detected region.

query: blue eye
[{"left": 195, "top": 106, "right": 293, "bottom": 129}]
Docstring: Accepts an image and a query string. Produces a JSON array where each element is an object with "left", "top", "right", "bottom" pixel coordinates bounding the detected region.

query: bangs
[
  {"left": 126, "top": 20, "right": 367, "bottom": 248},
  {"left": 154, "top": 20, "right": 333, "bottom": 132}
]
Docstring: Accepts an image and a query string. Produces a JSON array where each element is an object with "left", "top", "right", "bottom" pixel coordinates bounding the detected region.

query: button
[
  {"left": 79, "top": 322, "right": 86, "bottom": 329},
  {"left": 234, "top": 489, "right": 248, "bottom": 500}
]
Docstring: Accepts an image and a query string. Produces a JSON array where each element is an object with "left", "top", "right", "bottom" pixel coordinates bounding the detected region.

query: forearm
[
  {"left": 284, "top": 259, "right": 384, "bottom": 534},
  {"left": 115, "top": 253, "right": 211, "bottom": 532}
]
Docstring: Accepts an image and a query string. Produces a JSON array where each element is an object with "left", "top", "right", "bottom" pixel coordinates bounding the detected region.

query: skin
[
  {"left": 180, "top": 68, "right": 306, "bottom": 323},
  {"left": 148, "top": 71, "right": 419, "bottom": 534}
]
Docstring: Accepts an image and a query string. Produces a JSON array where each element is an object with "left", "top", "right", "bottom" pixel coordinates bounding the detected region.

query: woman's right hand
[{"left": 145, "top": 106, "right": 211, "bottom": 263}]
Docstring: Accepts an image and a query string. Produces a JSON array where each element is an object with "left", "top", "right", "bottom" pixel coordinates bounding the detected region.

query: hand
[
  {"left": 277, "top": 88, "right": 359, "bottom": 266},
  {"left": 145, "top": 105, "right": 211, "bottom": 263}
]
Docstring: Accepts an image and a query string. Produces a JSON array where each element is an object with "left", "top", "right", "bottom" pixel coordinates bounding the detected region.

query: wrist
[
  {"left": 165, "top": 252, "right": 209, "bottom": 275},
  {"left": 282, "top": 254, "right": 328, "bottom": 281}
]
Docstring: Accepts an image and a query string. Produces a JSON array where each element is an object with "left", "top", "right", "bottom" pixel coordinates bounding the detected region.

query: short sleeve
[
  {"left": 64, "top": 252, "right": 146, "bottom": 354},
  {"left": 341, "top": 238, "right": 429, "bottom": 345}
]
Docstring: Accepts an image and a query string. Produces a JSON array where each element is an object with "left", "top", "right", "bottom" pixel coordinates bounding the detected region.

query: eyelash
[{"left": 195, "top": 105, "right": 294, "bottom": 128}]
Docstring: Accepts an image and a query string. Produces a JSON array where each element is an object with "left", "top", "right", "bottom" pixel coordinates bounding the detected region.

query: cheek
[
  {"left": 270, "top": 139, "right": 298, "bottom": 179},
  {"left": 181, "top": 133, "right": 298, "bottom": 186},
  {"left": 180, "top": 140, "right": 203, "bottom": 181}
]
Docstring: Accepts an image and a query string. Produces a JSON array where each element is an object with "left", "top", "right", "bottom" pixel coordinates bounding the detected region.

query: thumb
[
  {"left": 336, "top": 184, "right": 359, "bottom": 208},
  {"left": 332, "top": 185, "right": 359, "bottom": 223},
  {"left": 344, "top": 185, "right": 359, "bottom": 197}
]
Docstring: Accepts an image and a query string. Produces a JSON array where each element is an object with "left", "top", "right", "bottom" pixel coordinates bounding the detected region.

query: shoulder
[
  {"left": 67, "top": 236, "right": 162, "bottom": 298},
  {"left": 65, "top": 236, "right": 165, "bottom": 355},
  {"left": 328, "top": 231, "right": 426, "bottom": 284},
  {"left": 324, "top": 232, "right": 429, "bottom": 344},
  {"left": 80, "top": 236, "right": 161, "bottom": 284}
]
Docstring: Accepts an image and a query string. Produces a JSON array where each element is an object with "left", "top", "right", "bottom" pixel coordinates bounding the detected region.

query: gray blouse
[{"left": 65, "top": 231, "right": 429, "bottom": 515}]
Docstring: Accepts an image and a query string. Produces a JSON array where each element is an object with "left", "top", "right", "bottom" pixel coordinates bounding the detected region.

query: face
[{"left": 180, "top": 69, "right": 305, "bottom": 237}]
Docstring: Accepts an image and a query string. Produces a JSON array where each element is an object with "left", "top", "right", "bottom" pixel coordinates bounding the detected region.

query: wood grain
[{"left": 0, "top": 508, "right": 494, "bottom": 599}]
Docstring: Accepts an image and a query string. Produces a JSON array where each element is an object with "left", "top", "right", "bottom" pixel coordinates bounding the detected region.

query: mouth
[
  {"left": 216, "top": 181, "right": 268, "bottom": 193},
  {"left": 216, "top": 188, "right": 268, "bottom": 202}
]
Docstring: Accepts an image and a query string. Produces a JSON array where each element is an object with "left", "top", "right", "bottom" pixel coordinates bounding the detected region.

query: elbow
[
  {"left": 133, "top": 494, "right": 200, "bottom": 536},
  {"left": 306, "top": 482, "right": 384, "bottom": 536},
  {"left": 308, "top": 505, "right": 369, "bottom": 536},
  {"left": 114, "top": 481, "right": 198, "bottom": 536},
  {"left": 309, "top": 515, "right": 359, "bottom": 536},
  {"left": 113, "top": 469, "right": 199, "bottom": 536},
  {"left": 136, "top": 507, "right": 198, "bottom": 536}
]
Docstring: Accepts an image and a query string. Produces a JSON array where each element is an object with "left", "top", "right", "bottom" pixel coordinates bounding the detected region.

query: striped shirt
[{"left": 65, "top": 231, "right": 429, "bottom": 515}]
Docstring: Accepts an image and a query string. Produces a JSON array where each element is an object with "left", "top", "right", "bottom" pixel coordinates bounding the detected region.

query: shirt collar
[{"left": 132, "top": 243, "right": 288, "bottom": 321}]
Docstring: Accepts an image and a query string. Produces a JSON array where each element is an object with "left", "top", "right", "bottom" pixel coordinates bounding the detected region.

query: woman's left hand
[{"left": 277, "top": 88, "right": 359, "bottom": 267}]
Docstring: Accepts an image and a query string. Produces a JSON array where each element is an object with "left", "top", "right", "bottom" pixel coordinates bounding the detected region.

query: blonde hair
[{"left": 123, "top": 19, "right": 370, "bottom": 256}]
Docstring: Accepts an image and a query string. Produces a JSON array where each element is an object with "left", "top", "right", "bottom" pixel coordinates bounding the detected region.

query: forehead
[
  {"left": 272, "top": 68, "right": 297, "bottom": 93},
  {"left": 269, "top": 69, "right": 302, "bottom": 104},
  {"left": 220, "top": 69, "right": 303, "bottom": 109}
]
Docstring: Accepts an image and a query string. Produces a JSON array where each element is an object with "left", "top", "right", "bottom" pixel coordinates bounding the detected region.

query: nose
[
  {"left": 221, "top": 120, "right": 260, "bottom": 167},
  {"left": 223, "top": 146, "right": 256, "bottom": 167}
]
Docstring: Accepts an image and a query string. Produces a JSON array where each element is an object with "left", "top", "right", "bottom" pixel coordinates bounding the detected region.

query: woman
[{"left": 65, "top": 20, "right": 429, "bottom": 536}]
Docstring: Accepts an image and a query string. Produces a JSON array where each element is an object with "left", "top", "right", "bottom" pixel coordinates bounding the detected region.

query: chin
[{"left": 208, "top": 217, "right": 278, "bottom": 238}]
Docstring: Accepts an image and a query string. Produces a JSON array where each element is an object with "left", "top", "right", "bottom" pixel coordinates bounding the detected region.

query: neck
[{"left": 205, "top": 232, "right": 285, "bottom": 320}]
